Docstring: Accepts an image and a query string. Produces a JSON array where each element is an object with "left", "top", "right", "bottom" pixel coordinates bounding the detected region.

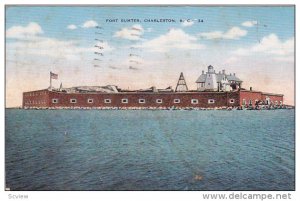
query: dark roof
[
  {"left": 226, "top": 74, "right": 242, "bottom": 82},
  {"left": 196, "top": 73, "right": 242, "bottom": 83},
  {"left": 195, "top": 74, "right": 206, "bottom": 83},
  {"left": 216, "top": 74, "right": 226, "bottom": 82}
]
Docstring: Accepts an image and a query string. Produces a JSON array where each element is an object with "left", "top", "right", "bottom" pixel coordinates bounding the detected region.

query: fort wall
[
  {"left": 23, "top": 90, "right": 242, "bottom": 108},
  {"left": 22, "top": 89, "right": 283, "bottom": 109}
]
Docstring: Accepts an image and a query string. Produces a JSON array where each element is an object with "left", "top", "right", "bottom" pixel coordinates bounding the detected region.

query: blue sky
[
  {"left": 6, "top": 6, "right": 294, "bottom": 41},
  {"left": 5, "top": 6, "right": 295, "bottom": 106}
]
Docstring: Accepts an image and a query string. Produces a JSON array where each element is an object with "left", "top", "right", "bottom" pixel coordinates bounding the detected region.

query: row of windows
[
  {"left": 25, "top": 100, "right": 47, "bottom": 104},
  {"left": 242, "top": 99, "right": 258, "bottom": 105},
  {"left": 242, "top": 99, "right": 282, "bottom": 105},
  {"left": 25, "top": 91, "right": 47, "bottom": 96},
  {"left": 51, "top": 98, "right": 236, "bottom": 104}
]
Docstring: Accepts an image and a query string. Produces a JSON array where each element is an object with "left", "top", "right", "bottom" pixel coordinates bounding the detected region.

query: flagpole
[{"left": 50, "top": 71, "right": 52, "bottom": 90}]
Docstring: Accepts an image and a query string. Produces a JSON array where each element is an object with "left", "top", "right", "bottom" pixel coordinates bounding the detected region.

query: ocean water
[{"left": 5, "top": 109, "right": 295, "bottom": 191}]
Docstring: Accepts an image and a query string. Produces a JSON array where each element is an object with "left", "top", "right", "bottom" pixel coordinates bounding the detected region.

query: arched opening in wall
[
  {"left": 156, "top": 99, "right": 162, "bottom": 104},
  {"left": 121, "top": 98, "right": 128, "bottom": 104},
  {"left": 139, "top": 99, "right": 146, "bottom": 104},
  {"left": 208, "top": 99, "right": 215, "bottom": 104},
  {"left": 242, "top": 99, "right": 246, "bottom": 106},
  {"left": 191, "top": 99, "right": 198, "bottom": 104},
  {"left": 230, "top": 83, "right": 237, "bottom": 90},
  {"left": 174, "top": 99, "right": 180, "bottom": 104},
  {"left": 70, "top": 99, "right": 77, "bottom": 103},
  {"left": 52, "top": 99, "right": 58, "bottom": 104},
  {"left": 265, "top": 96, "right": 270, "bottom": 105},
  {"left": 104, "top": 99, "right": 111, "bottom": 104}
]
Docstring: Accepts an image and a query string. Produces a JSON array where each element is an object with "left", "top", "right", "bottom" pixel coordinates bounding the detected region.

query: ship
[{"left": 22, "top": 65, "right": 284, "bottom": 110}]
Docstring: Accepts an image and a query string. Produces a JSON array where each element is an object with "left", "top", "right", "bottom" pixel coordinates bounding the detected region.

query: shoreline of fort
[{"left": 18, "top": 105, "right": 294, "bottom": 110}]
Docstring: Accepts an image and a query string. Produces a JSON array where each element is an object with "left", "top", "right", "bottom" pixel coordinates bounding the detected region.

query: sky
[{"left": 5, "top": 6, "right": 295, "bottom": 107}]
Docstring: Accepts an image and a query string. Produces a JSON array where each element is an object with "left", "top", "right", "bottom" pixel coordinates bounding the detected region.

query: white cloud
[
  {"left": 82, "top": 20, "right": 98, "bottom": 28},
  {"left": 6, "top": 22, "right": 43, "bottom": 39},
  {"left": 114, "top": 24, "right": 144, "bottom": 40},
  {"left": 242, "top": 21, "right": 258, "bottom": 27},
  {"left": 67, "top": 24, "right": 77, "bottom": 30},
  {"left": 199, "top": 26, "right": 247, "bottom": 40},
  {"left": 7, "top": 37, "right": 88, "bottom": 60},
  {"left": 6, "top": 22, "right": 97, "bottom": 60},
  {"left": 136, "top": 28, "right": 205, "bottom": 52},
  {"left": 252, "top": 34, "right": 293, "bottom": 56},
  {"left": 233, "top": 34, "right": 294, "bottom": 58},
  {"left": 225, "top": 27, "right": 248, "bottom": 39},
  {"left": 199, "top": 31, "right": 223, "bottom": 40},
  {"left": 181, "top": 20, "right": 194, "bottom": 27},
  {"left": 7, "top": 35, "right": 114, "bottom": 60}
]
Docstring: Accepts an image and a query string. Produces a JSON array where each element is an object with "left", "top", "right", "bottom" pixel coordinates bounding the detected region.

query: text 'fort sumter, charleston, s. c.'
[{"left": 105, "top": 18, "right": 204, "bottom": 23}]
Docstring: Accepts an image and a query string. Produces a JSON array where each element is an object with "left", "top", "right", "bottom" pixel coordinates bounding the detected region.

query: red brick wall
[
  {"left": 239, "top": 91, "right": 262, "bottom": 106},
  {"left": 261, "top": 93, "right": 284, "bottom": 104},
  {"left": 23, "top": 89, "right": 50, "bottom": 108},
  {"left": 44, "top": 91, "right": 240, "bottom": 108},
  {"left": 239, "top": 90, "right": 284, "bottom": 106},
  {"left": 22, "top": 89, "right": 283, "bottom": 109}
]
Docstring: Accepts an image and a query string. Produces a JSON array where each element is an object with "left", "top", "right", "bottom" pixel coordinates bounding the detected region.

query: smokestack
[
  {"left": 234, "top": 73, "right": 236, "bottom": 76},
  {"left": 230, "top": 73, "right": 232, "bottom": 76},
  {"left": 222, "top": 70, "right": 225, "bottom": 74},
  {"left": 202, "top": 70, "right": 204, "bottom": 74}
]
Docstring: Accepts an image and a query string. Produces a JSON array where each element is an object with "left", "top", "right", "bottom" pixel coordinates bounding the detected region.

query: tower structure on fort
[{"left": 175, "top": 72, "right": 188, "bottom": 92}]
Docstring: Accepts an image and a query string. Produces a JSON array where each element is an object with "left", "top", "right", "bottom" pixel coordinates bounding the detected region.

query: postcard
[{"left": 5, "top": 5, "right": 295, "bottom": 192}]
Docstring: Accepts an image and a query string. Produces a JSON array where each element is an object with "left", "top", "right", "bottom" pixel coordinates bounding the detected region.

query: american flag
[{"left": 50, "top": 72, "right": 58, "bottom": 79}]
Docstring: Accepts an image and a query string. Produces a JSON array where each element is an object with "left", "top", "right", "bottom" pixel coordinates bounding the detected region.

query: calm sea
[{"left": 5, "top": 109, "right": 295, "bottom": 191}]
